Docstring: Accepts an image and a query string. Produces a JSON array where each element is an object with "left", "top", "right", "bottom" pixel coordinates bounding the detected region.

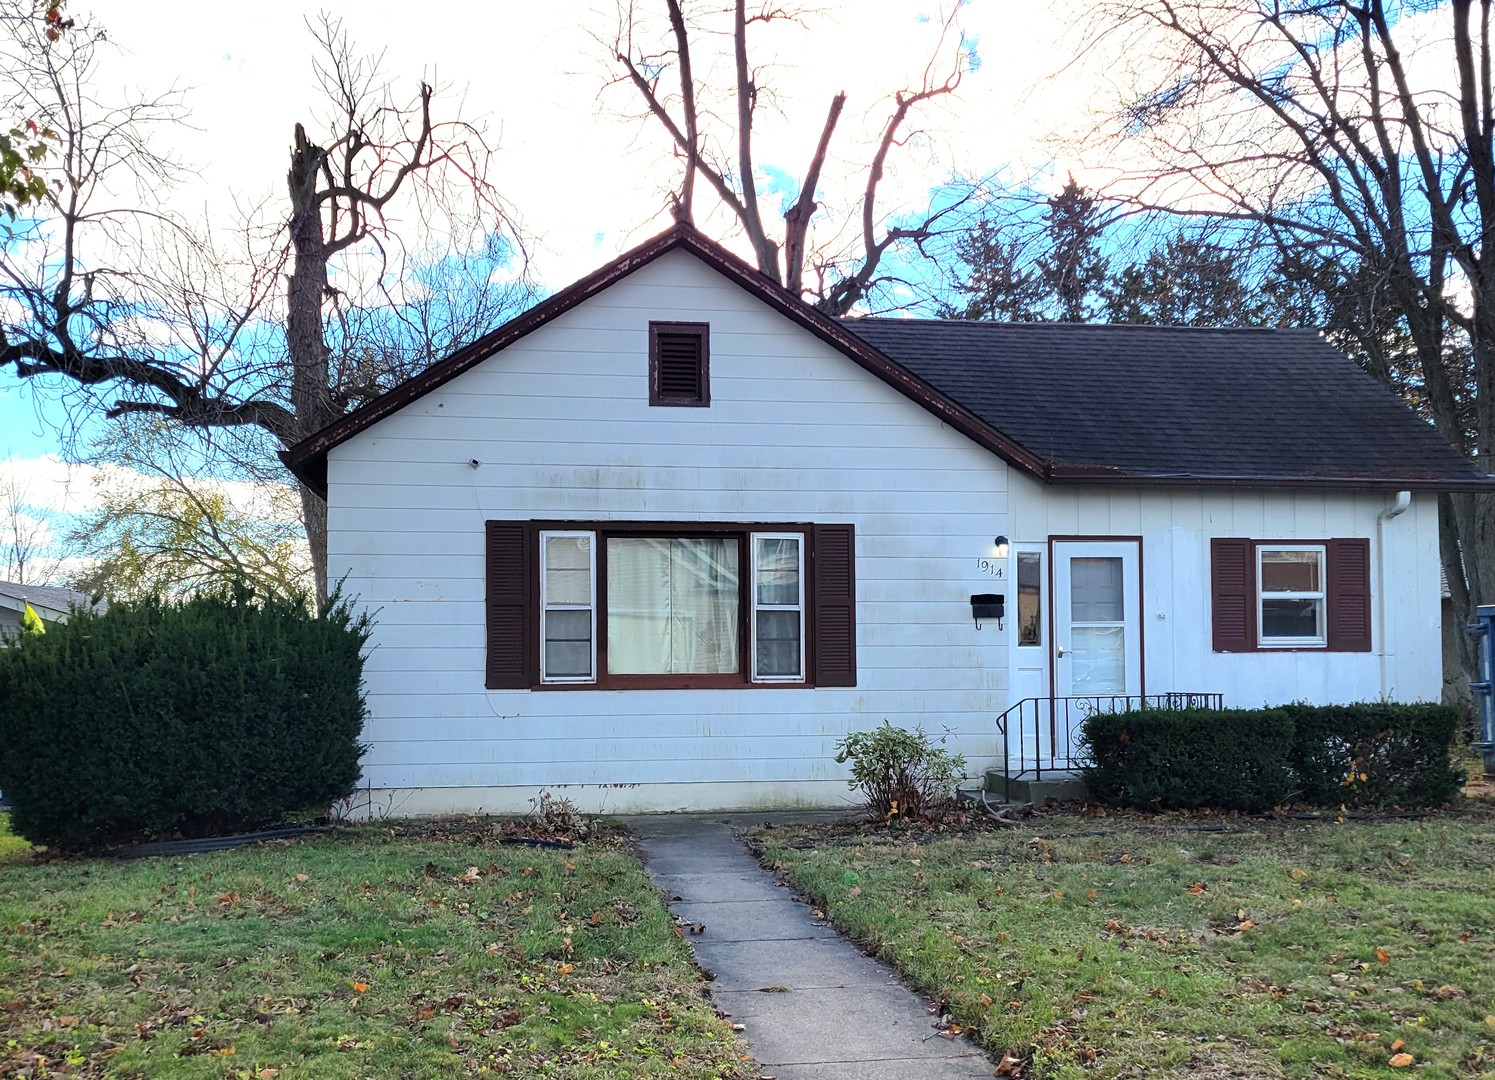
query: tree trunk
[
  {"left": 287, "top": 123, "right": 335, "bottom": 610},
  {"left": 296, "top": 480, "right": 329, "bottom": 610}
]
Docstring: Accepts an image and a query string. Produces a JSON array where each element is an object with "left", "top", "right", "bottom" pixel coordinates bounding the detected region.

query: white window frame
[
  {"left": 750, "top": 532, "right": 806, "bottom": 683},
  {"left": 1257, "top": 544, "right": 1327, "bottom": 648},
  {"left": 539, "top": 530, "right": 597, "bottom": 683}
]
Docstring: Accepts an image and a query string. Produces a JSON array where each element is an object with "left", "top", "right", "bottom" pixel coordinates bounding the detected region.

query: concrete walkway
[{"left": 624, "top": 814, "right": 994, "bottom": 1079}]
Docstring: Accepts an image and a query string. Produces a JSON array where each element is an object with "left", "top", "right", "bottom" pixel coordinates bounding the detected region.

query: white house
[
  {"left": 0, "top": 581, "right": 99, "bottom": 642},
  {"left": 283, "top": 225, "right": 1493, "bottom": 815}
]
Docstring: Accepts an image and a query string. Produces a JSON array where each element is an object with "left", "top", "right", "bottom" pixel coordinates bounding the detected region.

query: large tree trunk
[
  {"left": 1445, "top": 491, "right": 1495, "bottom": 685},
  {"left": 287, "top": 123, "right": 334, "bottom": 609}
]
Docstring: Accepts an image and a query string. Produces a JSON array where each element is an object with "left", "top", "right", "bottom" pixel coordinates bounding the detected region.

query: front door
[{"left": 1052, "top": 539, "right": 1142, "bottom": 702}]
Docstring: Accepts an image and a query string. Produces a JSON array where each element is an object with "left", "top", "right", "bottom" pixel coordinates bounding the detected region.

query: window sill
[{"left": 533, "top": 678, "right": 812, "bottom": 691}]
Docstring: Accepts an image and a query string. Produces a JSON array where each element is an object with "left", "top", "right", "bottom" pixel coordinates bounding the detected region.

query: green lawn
[
  {"left": 0, "top": 817, "right": 750, "bottom": 1078},
  {"left": 754, "top": 803, "right": 1495, "bottom": 1080}
]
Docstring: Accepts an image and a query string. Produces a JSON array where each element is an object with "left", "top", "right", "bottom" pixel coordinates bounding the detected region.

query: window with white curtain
[
  {"left": 606, "top": 537, "right": 741, "bottom": 675},
  {"left": 535, "top": 526, "right": 808, "bottom": 685}
]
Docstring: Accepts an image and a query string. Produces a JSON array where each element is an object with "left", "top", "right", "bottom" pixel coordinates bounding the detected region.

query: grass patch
[
  {"left": 754, "top": 805, "right": 1495, "bottom": 1079},
  {"left": 0, "top": 817, "right": 750, "bottom": 1078}
]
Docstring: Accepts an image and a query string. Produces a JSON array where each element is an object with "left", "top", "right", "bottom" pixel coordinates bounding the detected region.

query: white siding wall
[
  {"left": 328, "top": 252, "right": 1014, "bottom": 813},
  {"left": 1008, "top": 477, "right": 1443, "bottom": 707},
  {"left": 327, "top": 249, "right": 1447, "bottom": 814}
]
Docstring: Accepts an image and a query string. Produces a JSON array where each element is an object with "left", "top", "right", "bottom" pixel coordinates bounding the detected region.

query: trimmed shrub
[
  {"left": 0, "top": 585, "right": 370, "bottom": 848},
  {"left": 835, "top": 721, "right": 967, "bottom": 822},
  {"left": 1082, "top": 702, "right": 1464, "bottom": 812},
  {"left": 1281, "top": 702, "right": 1464, "bottom": 808},
  {"left": 1081, "top": 708, "right": 1296, "bottom": 812}
]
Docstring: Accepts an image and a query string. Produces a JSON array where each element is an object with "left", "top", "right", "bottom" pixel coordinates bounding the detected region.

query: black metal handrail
[{"left": 996, "top": 693, "right": 1224, "bottom": 782}]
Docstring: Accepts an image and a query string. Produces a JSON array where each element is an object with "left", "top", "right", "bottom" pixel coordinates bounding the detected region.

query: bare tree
[
  {"left": 1079, "top": 0, "right": 1495, "bottom": 679},
  {"left": 0, "top": 465, "right": 57, "bottom": 585},
  {"left": 0, "top": 8, "right": 529, "bottom": 604},
  {"left": 608, "top": 0, "right": 971, "bottom": 314}
]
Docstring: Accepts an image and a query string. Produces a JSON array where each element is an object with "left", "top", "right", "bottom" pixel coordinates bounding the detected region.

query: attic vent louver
[{"left": 649, "top": 322, "right": 709, "bottom": 407}]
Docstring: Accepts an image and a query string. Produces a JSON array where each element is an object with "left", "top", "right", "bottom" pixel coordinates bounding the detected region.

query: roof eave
[{"left": 1044, "top": 464, "right": 1495, "bottom": 491}]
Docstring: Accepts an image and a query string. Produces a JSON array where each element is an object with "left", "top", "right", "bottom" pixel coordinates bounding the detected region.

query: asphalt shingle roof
[
  {"left": 0, "top": 581, "right": 100, "bottom": 617},
  {"left": 841, "top": 319, "right": 1487, "bottom": 485}
]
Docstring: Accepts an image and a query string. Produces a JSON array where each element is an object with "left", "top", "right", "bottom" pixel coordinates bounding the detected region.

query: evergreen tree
[
  {"left": 1038, "top": 177, "right": 1109, "bottom": 323},
  {"left": 1103, "top": 233, "right": 1264, "bottom": 327},
  {"left": 947, "top": 215, "right": 1044, "bottom": 321}
]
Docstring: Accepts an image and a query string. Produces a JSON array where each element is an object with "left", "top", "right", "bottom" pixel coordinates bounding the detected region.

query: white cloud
[{"left": 76, "top": 0, "right": 1084, "bottom": 290}]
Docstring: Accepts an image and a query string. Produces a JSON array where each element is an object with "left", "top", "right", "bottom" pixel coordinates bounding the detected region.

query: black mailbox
[{"left": 970, "top": 593, "right": 1005, "bottom": 629}]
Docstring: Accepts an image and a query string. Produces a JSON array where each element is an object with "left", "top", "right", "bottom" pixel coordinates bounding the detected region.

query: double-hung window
[
  {"left": 540, "top": 532, "right": 596, "bottom": 681},
  {"left": 752, "top": 534, "right": 806, "bottom": 680},
  {"left": 489, "top": 521, "right": 855, "bottom": 689},
  {"left": 1210, "top": 537, "right": 1370, "bottom": 653},
  {"left": 1256, "top": 545, "right": 1326, "bottom": 647}
]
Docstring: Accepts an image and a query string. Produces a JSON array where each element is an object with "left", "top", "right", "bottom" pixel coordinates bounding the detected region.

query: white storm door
[{"left": 1052, "top": 541, "right": 1142, "bottom": 700}]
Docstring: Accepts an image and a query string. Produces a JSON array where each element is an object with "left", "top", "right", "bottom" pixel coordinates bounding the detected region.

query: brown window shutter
[
  {"left": 1211, "top": 538, "right": 1255, "bottom": 652},
  {"left": 812, "top": 523, "right": 857, "bottom": 686},
  {"left": 1326, "top": 538, "right": 1372, "bottom": 652},
  {"left": 486, "top": 521, "right": 533, "bottom": 689}
]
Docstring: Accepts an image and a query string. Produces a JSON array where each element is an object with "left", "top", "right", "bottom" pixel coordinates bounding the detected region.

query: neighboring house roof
[
  {"left": 281, "top": 222, "right": 1494, "bottom": 496},
  {"left": 845, "top": 319, "right": 1488, "bottom": 488},
  {"left": 0, "top": 581, "right": 101, "bottom": 621}
]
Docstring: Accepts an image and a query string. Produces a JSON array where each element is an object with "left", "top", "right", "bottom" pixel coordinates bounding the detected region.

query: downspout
[{"left": 1376, "top": 490, "right": 1412, "bottom": 700}]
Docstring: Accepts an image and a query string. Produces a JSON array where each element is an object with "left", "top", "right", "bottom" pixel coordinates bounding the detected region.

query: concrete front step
[{"left": 983, "top": 767, "right": 1089, "bottom": 804}]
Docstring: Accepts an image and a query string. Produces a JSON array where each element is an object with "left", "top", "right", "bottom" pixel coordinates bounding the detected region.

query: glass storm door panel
[{"left": 1053, "top": 541, "right": 1142, "bottom": 701}]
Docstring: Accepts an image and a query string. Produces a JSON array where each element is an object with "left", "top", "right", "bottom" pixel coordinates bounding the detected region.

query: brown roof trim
[
  {"left": 278, "top": 223, "right": 1051, "bottom": 497},
  {"left": 1044, "top": 467, "right": 1495, "bottom": 491}
]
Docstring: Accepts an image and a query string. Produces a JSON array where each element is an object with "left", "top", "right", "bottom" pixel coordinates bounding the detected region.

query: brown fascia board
[
  {"left": 1045, "top": 464, "right": 1495, "bottom": 491},
  {"left": 279, "top": 222, "right": 1051, "bottom": 497}
]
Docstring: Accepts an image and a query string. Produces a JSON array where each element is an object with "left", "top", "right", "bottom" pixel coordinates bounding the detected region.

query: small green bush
[
  {"left": 1281, "top": 702, "right": 1464, "bottom": 808},
  {"left": 835, "top": 721, "right": 967, "bottom": 822},
  {"left": 1082, "top": 702, "right": 1464, "bottom": 812},
  {"left": 0, "top": 585, "right": 370, "bottom": 848},
  {"left": 1082, "top": 708, "right": 1296, "bottom": 812}
]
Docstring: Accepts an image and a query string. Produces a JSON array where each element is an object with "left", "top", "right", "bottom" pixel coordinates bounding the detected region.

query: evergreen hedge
[
  {"left": 1082, "top": 708, "right": 1297, "bottom": 812},
  {"left": 1080, "top": 702, "right": 1464, "bottom": 812},
  {"left": 1280, "top": 702, "right": 1464, "bottom": 808},
  {"left": 0, "top": 586, "right": 370, "bottom": 848}
]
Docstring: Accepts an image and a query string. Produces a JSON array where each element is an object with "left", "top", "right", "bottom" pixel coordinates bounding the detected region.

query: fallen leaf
[
  {"left": 294, "top": 873, "right": 308, "bottom": 883},
  {"left": 557, "top": 963, "right": 574, "bottom": 975},
  {"left": 1389, "top": 1052, "right": 1414, "bottom": 1068},
  {"left": 352, "top": 982, "right": 369, "bottom": 993},
  {"left": 1390, "top": 1039, "right": 1405, "bottom": 1052},
  {"left": 995, "top": 1049, "right": 1024, "bottom": 1076},
  {"left": 1187, "top": 882, "right": 1207, "bottom": 895},
  {"left": 1376, "top": 948, "right": 1390, "bottom": 964},
  {"left": 457, "top": 867, "right": 481, "bottom": 884}
]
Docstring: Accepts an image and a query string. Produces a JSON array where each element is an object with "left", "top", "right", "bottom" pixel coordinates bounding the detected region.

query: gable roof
[
  {"left": 845, "top": 318, "right": 1490, "bottom": 488},
  {"left": 281, "top": 222, "right": 1493, "bottom": 496},
  {"left": 281, "top": 223, "right": 1044, "bottom": 496}
]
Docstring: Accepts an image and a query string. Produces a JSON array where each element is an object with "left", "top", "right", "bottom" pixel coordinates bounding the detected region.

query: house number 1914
[{"left": 977, "top": 558, "right": 1005, "bottom": 578}]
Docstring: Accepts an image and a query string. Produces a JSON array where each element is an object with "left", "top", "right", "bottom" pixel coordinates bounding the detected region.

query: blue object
[{"left": 1470, "top": 604, "right": 1495, "bottom": 771}]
